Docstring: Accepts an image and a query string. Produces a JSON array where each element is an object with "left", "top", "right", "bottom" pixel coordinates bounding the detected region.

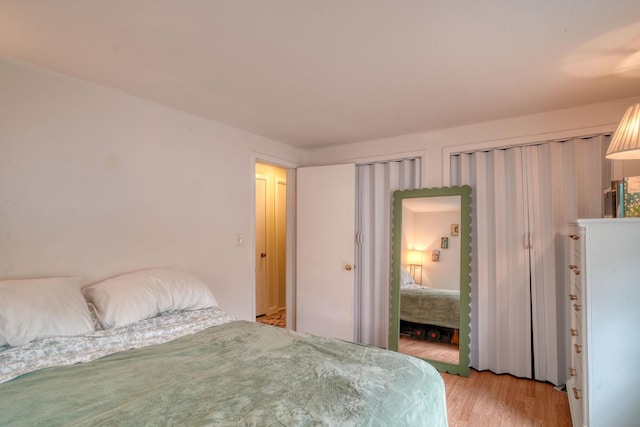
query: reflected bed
[{"left": 400, "top": 283, "right": 460, "bottom": 330}]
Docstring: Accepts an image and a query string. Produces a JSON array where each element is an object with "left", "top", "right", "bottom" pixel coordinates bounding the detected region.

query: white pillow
[
  {"left": 82, "top": 269, "right": 218, "bottom": 329},
  {"left": 0, "top": 277, "right": 95, "bottom": 346},
  {"left": 400, "top": 270, "right": 415, "bottom": 286}
]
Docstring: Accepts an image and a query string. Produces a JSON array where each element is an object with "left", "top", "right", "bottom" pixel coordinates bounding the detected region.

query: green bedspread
[
  {"left": 400, "top": 286, "right": 460, "bottom": 329},
  {"left": 0, "top": 320, "right": 447, "bottom": 426}
]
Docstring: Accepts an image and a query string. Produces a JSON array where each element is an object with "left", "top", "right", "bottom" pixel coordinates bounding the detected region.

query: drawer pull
[
  {"left": 568, "top": 264, "right": 578, "bottom": 270},
  {"left": 572, "top": 269, "right": 581, "bottom": 276},
  {"left": 569, "top": 294, "right": 578, "bottom": 301},
  {"left": 570, "top": 328, "right": 578, "bottom": 337},
  {"left": 573, "top": 387, "right": 582, "bottom": 400},
  {"left": 568, "top": 367, "right": 576, "bottom": 377},
  {"left": 574, "top": 344, "right": 582, "bottom": 354},
  {"left": 569, "top": 234, "right": 580, "bottom": 240},
  {"left": 573, "top": 303, "right": 582, "bottom": 312}
]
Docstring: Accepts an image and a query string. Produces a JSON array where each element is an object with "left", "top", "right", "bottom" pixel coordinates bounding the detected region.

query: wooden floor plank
[{"left": 441, "top": 369, "right": 571, "bottom": 427}]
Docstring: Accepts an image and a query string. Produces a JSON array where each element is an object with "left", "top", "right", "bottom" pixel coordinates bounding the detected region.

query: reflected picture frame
[{"left": 441, "top": 237, "right": 448, "bottom": 249}]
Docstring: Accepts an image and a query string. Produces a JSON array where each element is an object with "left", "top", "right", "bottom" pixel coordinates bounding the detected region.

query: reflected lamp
[{"left": 406, "top": 250, "right": 424, "bottom": 285}]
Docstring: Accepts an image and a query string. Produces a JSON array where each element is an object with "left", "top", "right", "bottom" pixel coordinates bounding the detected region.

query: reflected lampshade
[{"left": 406, "top": 250, "right": 424, "bottom": 265}]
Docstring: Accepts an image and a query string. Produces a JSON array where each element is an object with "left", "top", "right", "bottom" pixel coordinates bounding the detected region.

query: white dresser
[{"left": 567, "top": 219, "right": 640, "bottom": 427}]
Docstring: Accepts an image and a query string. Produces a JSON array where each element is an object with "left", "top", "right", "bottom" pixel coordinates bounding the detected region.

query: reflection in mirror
[
  {"left": 390, "top": 186, "right": 471, "bottom": 376},
  {"left": 400, "top": 196, "right": 461, "bottom": 365}
]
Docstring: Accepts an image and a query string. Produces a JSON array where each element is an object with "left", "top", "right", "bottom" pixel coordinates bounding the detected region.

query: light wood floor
[
  {"left": 442, "top": 369, "right": 571, "bottom": 426},
  {"left": 399, "top": 336, "right": 459, "bottom": 364},
  {"left": 255, "top": 310, "right": 286, "bottom": 328},
  {"left": 398, "top": 337, "right": 570, "bottom": 425}
]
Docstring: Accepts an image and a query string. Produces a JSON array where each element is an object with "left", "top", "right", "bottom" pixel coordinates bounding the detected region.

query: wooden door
[{"left": 255, "top": 175, "right": 268, "bottom": 316}]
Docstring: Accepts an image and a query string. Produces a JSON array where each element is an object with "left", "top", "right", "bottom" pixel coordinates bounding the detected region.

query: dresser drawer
[
  {"left": 568, "top": 342, "right": 582, "bottom": 385},
  {"left": 567, "top": 376, "right": 584, "bottom": 427}
]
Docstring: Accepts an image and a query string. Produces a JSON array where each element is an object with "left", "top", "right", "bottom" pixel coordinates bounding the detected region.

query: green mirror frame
[{"left": 389, "top": 185, "right": 472, "bottom": 376}]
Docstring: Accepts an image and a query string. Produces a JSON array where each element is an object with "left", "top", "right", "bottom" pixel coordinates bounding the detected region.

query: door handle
[
  {"left": 344, "top": 264, "right": 353, "bottom": 271},
  {"left": 260, "top": 252, "right": 267, "bottom": 258}
]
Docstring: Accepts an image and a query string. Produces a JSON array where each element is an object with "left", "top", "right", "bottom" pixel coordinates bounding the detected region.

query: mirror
[{"left": 389, "top": 186, "right": 471, "bottom": 376}]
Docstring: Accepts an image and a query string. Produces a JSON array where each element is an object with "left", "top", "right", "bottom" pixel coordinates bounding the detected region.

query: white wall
[
  {"left": 302, "top": 96, "right": 640, "bottom": 188},
  {"left": 413, "top": 211, "right": 460, "bottom": 291},
  {"left": 5, "top": 53, "right": 640, "bottom": 324},
  {"left": 0, "top": 57, "right": 302, "bottom": 320}
]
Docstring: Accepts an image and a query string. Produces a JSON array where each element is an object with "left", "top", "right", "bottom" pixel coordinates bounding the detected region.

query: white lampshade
[
  {"left": 406, "top": 250, "right": 424, "bottom": 265},
  {"left": 606, "top": 103, "right": 640, "bottom": 160}
]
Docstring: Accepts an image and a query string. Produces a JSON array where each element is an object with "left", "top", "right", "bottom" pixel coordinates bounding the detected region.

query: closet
[{"left": 450, "top": 135, "right": 607, "bottom": 385}]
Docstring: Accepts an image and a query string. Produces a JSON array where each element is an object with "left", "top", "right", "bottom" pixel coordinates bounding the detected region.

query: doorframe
[{"left": 250, "top": 153, "right": 298, "bottom": 329}]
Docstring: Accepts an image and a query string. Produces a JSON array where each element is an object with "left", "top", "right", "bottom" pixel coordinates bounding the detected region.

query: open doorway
[{"left": 255, "top": 162, "right": 287, "bottom": 328}]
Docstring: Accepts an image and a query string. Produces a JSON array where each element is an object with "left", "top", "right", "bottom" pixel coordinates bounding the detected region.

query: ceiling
[{"left": 1, "top": 1, "right": 640, "bottom": 148}]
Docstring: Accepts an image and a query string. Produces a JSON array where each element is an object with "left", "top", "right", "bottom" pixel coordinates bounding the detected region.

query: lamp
[
  {"left": 606, "top": 103, "right": 640, "bottom": 159},
  {"left": 406, "top": 250, "right": 424, "bottom": 285}
]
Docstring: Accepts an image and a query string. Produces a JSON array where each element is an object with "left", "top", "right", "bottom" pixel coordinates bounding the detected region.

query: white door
[{"left": 296, "top": 164, "right": 355, "bottom": 341}]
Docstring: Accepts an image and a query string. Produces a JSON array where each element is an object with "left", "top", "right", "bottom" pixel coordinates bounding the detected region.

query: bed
[
  {"left": 400, "top": 271, "right": 460, "bottom": 330},
  {"left": 0, "top": 269, "right": 448, "bottom": 426}
]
